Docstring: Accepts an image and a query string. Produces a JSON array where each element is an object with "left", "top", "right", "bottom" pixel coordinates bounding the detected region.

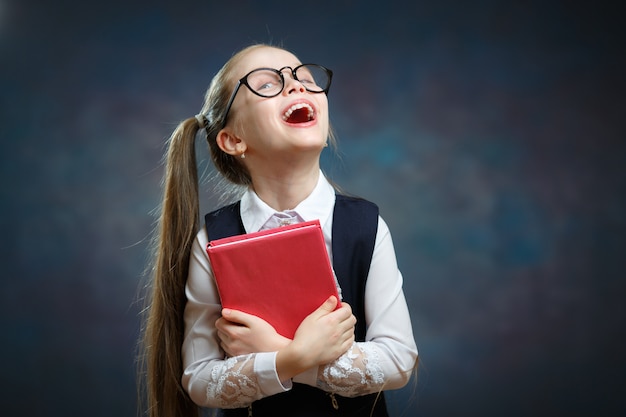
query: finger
[
  {"left": 337, "top": 317, "right": 356, "bottom": 338},
  {"left": 327, "top": 305, "right": 354, "bottom": 323},
  {"left": 341, "top": 335, "right": 355, "bottom": 353},
  {"left": 310, "top": 296, "right": 338, "bottom": 319},
  {"left": 341, "top": 322, "right": 356, "bottom": 339},
  {"left": 219, "top": 340, "right": 232, "bottom": 357},
  {"left": 336, "top": 322, "right": 355, "bottom": 342},
  {"left": 217, "top": 329, "right": 229, "bottom": 343},
  {"left": 216, "top": 318, "right": 239, "bottom": 334},
  {"left": 339, "top": 302, "right": 353, "bottom": 314},
  {"left": 222, "top": 308, "right": 260, "bottom": 327},
  {"left": 215, "top": 316, "right": 228, "bottom": 331}
]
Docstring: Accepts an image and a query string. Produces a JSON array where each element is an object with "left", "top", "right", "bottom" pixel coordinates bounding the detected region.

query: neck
[{"left": 250, "top": 162, "right": 321, "bottom": 212}]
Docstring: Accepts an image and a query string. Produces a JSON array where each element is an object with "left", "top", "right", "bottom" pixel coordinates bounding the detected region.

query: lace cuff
[
  {"left": 316, "top": 342, "right": 385, "bottom": 397},
  {"left": 206, "top": 354, "right": 262, "bottom": 408}
]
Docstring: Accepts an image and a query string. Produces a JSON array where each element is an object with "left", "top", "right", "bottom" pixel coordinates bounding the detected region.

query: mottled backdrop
[{"left": 1, "top": 0, "right": 624, "bottom": 416}]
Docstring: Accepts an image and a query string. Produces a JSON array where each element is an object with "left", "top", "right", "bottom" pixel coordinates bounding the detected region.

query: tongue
[{"left": 286, "top": 108, "right": 310, "bottom": 124}]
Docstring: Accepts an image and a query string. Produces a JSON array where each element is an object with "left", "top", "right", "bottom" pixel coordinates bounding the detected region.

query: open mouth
[{"left": 282, "top": 103, "right": 315, "bottom": 124}]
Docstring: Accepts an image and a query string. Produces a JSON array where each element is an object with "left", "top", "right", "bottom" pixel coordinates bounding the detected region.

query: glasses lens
[
  {"left": 246, "top": 69, "right": 283, "bottom": 97},
  {"left": 296, "top": 65, "right": 330, "bottom": 93}
]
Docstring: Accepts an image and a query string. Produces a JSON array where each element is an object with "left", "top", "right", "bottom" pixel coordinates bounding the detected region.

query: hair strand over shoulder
[{"left": 139, "top": 117, "right": 201, "bottom": 417}]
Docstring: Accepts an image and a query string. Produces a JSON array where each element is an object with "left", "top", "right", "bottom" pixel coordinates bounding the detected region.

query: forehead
[{"left": 235, "top": 47, "right": 302, "bottom": 77}]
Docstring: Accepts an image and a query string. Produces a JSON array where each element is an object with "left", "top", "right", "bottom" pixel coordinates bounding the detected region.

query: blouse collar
[{"left": 240, "top": 170, "right": 336, "bottom": 233}]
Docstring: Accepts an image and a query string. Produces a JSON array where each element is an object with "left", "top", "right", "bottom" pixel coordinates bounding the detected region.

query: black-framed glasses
[{"left": 221, "top": 64, "right": 333, "bottom": 129}]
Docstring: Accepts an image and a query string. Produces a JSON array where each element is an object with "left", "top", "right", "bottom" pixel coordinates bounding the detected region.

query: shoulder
[
  {"left": 204, "top": 201, "right": 244, "bottom": 241},
  {"left": 205, "top": 201, "right": 240, "bottom": 219},
  {"left": 332, "top": 194, "right": 380, "bottom": 244},
  {"left": 334, "top": 193, "right": 379, "bottom": 214},
  {"left": 334, "top": 194, "right": 380, "bottom": 229}
]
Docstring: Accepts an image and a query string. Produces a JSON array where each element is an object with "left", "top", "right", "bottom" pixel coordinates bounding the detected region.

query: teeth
[{"left": 282, "top": 103, "right": 315, "bottom": 121}]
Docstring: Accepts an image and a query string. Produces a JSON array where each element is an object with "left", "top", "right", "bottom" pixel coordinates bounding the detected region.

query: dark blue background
[{"left": 1, "top": 1, "right": 624, "bottom": 416}]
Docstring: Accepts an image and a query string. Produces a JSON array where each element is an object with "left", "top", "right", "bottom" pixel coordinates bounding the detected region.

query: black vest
[{"left": 205, "top": 194, "right": 388, "bottom": 417}]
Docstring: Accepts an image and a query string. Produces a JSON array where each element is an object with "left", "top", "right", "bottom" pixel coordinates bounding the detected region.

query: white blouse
[{"left": 182, "top": 172, "right": 418, "bottom": 409}]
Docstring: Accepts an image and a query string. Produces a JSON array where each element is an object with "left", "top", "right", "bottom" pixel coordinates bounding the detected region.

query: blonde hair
[{"left": 139, "top": 44, "right": 267, "bottom": 417}]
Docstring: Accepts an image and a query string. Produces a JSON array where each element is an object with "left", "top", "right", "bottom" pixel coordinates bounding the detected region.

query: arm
[
  {"left": 182, "top": 231, "right": 276, "bottom": 409},
  {"left": 294, "top": 216, "right": 419, "bottom": 397},
  {"left": 182, "top": 230, "right": 356, "bottom": 408},
  {"left": 213, "top": 217, "right": 418, "bottom": 398}
]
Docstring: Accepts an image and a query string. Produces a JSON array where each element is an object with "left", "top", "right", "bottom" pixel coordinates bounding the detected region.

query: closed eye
[
  {"left": 298, "top": 77, "right": 316, "bottom": 86},
  {"left": 259, "top": 81, "right": 278, "bottom": 90}
]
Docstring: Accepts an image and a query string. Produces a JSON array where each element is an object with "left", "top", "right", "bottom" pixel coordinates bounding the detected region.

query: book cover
[{"left": 206, "top": 219, "right": 339, "bottom": 339}]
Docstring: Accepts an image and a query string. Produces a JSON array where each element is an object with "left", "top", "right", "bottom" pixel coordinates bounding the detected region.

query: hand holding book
[
  {"left": 216, "top": 294, "right": 356, "bottom": 370},
  {"left": 215, "top": 307, "right": 291, "bottom": 356},
  {"left": 207, "top": 220, "right": 341, "bottom": 339}
]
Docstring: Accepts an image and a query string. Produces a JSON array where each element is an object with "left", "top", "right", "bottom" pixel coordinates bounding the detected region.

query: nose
[{"left": 281, "top": 68, "right": 305, "bottom": 95}]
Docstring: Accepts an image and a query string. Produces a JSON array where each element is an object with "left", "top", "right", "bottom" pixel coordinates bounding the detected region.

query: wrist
[{"left": 276, "top": 340, "right": 315, "bottom": 381}]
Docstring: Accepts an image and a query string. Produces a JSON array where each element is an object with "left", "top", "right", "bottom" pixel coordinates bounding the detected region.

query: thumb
[
  {"left": 304, "top": 296, "right": 339, "bottom": 322},
  {"left": 222, "top": 308, "right": 256, "bottom": 326},
  {"left": 315, "top": 296, "right": 338, "bottom": 314}
]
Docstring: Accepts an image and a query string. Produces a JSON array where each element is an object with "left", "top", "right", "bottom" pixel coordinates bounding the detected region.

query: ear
[{"left": 216, "top": 129, "right": 247, "bottom": 157}]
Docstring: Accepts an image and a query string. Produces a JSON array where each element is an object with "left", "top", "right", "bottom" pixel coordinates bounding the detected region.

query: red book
[{"left": 206, "top": 220, "right": 339, "bottom": 339}]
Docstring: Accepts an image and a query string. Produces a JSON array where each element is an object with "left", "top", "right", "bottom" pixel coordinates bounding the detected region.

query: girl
[{"left": 141, "top": 44, "right": 418, "bottom": 417}]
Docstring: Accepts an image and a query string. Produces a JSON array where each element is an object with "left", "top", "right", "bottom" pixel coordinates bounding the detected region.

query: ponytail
[
  {"left": 140, "top": 117, "right": 201, "bottom": 417},
  {"left": 139, "top": 44, "right": 297, "bottom": 417}
]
